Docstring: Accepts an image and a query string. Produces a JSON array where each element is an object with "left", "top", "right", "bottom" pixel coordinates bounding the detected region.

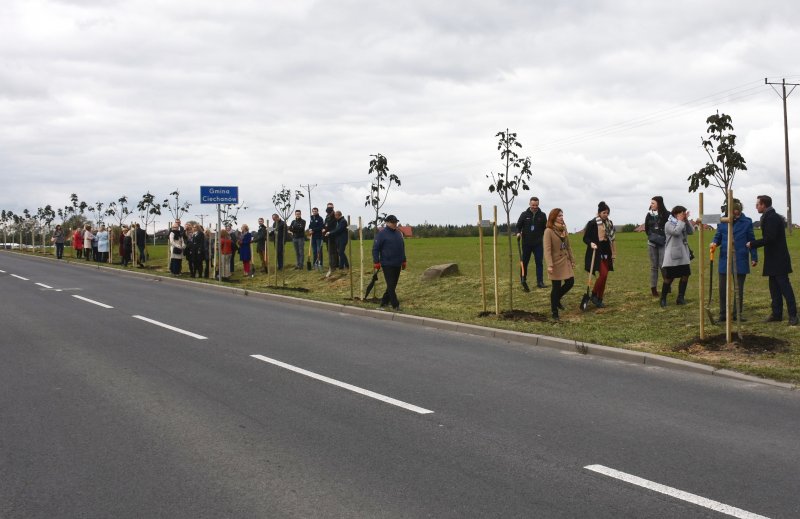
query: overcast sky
[{"left": 2, "top": 0, "right": 799, "bottom": 231}]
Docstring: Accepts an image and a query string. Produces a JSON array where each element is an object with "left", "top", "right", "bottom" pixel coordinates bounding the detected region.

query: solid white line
[
  {"left": 0, "top": 269, "right": 6, "bottom": 273},
  {"left": 72, "top": 295, "right": 114, "bottom": 309},
  {"left": 584, "top": 465, "right": 770, "bottom": 519},
  {"left": 35, "top": 282, "right": 53, "bottom": 289},
  {"left": 10, "top": 274, "right": 29, "bottom": 281},
  {"left": 250, "top": 354, "right": 434, "bottom": 414},
  {"left": 132, "top": 315, "right": 207, "bottom": 340}
]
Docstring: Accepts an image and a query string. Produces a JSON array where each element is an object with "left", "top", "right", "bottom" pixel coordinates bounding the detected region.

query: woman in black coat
[
  {"left": 583, "top": 201, "right": 616, "bottom": 308},
  {"left": 644, "top": 196, "right": 669, "bottom": 297}
]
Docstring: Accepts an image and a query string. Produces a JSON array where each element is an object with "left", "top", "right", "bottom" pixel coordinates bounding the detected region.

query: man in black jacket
[
  {"left": 747, "top": 195, "right": 797, "bottom": 325},
  {"left": 515, "top": 197, "right": 548, "bottom": 291},
  {"left": 288, "top": 209, "right": 306, "bottom": 269},
  {"left": 323, "top": 203, "right": 339, "bottom": 271},
  {"left": 271, "top": 213, "right": 286, "bottom": 270},
  {"left": 254, "top": 217, "right": 269, "bottom": 274}
]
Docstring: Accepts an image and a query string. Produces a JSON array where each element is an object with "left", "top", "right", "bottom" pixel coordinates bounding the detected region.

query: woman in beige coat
[{"left": 543, "top": 208, "right": 575, "bottom": 321}]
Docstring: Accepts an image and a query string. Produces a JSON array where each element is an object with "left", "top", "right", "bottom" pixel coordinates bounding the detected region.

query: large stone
[{"left": 421, "top": 263, "right": 459, "bottom": 281}]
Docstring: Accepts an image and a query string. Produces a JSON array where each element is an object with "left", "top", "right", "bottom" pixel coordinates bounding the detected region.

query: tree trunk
[{"left": 507, "top": 211, "right": 513, "bottom": 311}]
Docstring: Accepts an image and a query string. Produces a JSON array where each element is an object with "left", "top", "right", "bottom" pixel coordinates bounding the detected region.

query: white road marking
[
  {"left": 251, "top": 354, "right": 434, "bottom": 415},
  {"left": 71, "top": 295, "right": 114, "bottom": 309},
  {"left": 584, "top": 465, "right": 770, "bottom": 519},
  {"left": 10, "top": 274, "right": 29, "bottom": 281},
  {"left": 35, "top": 283, "right": 53, "bottom": 289},
  {"left": 132, "top": 315, "right": 207, "bottom": 340},
  {"left": 0, "top": 269, "right": 5, "bottom": 273}
]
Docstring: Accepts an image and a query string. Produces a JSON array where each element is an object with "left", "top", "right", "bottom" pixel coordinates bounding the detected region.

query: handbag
[
  {"left": 172, "top": 246, "right": 183, "bottom": 255},
  {"left": 648, "top": 233, "right": 666, "bottom": 246}
]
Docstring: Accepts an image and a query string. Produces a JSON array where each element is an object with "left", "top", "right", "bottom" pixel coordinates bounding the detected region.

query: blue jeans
[
  {"left": 293, "top": 237, "right": 305, "bottom": 267},
  {"left": 311, "top": 236, "right": 324, "bottom": 266}
]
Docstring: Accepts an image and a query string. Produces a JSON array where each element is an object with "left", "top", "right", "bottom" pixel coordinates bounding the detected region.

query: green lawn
[{"left": 28, "top": 231, "right": 800, "bottom": 383}]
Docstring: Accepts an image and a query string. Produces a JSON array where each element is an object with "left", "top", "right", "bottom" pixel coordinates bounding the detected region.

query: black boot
[
  {"left": 660, "top": 282, "right": 670, "bottom": 308},
  {"left": 676, "top": 280, "right": 688, "bottom": 305},
  {"left": 521, "top": 276, "right": 530, "bottom": 292}
]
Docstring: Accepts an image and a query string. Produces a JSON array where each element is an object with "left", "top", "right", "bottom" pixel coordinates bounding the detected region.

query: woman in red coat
[{"left": 72, "top": 228, "right": 83, "bottom": 258}]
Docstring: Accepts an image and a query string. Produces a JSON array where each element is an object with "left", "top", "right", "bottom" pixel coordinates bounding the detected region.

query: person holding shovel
[
  {"left": 515, "top": 196, "right": 548, "bottom": 291},
  {"left": 373, "top": 214, "right": 406, "bottom": 311},
  {"left": 582, "top": 201, "right": 616, "bottom": 308},
  {"left": 710, "top": 199, "right": 757, "bottom": 322},
  {"left": 543, "top": 208, "right": 575, "bottom": 321}
]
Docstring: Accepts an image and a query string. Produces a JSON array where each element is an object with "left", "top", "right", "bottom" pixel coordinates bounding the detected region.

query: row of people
[
  {"left": 531, "top": 195, "right": 796, "bottom": 324},
  {"left": 67, "top": 223, "right": 146, "bottom": 265}
]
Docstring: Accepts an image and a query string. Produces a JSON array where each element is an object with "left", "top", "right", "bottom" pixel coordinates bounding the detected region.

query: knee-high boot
[
  {"left": 660, "top": 282, "right": 671, "bottom": 308},
  {"left": 676, "top": 280, "right": 688, "bottom": 305}
]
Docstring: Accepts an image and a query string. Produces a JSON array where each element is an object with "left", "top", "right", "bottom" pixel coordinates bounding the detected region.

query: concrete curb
[{"left": 7, "top": 251, "right": 797, "bottom": 391}]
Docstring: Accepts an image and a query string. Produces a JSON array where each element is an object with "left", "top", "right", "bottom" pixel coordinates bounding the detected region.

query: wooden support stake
[
  {"left": 726, "top": 189, "right": 734, "bottom": 343},
  {"left": 699, "top": 193, "right": 705, "bottom": 340},
  {"left": 359, "top": 217, "right": 363, "bottom": 299},
  {"left": 493, "top": 205, "right": 500, "bottom": 316},
  {"left": 478, "top": 205, "right": 487, "bottom": 313},
  {"left": 348, "top": 215, "right": 353, "bottom": 300}
]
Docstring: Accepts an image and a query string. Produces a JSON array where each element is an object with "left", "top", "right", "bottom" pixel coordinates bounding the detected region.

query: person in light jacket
[
  {"left": 168, "top": 224, "right": 185, "bottom": 275},
  {"left": 710, "top": 199, "right": 757, "bottom": 322},
  {"left": 96, "top": 225, "right": 109, "bottom": 263},
  {"left": 82, "top": 225, "right": 94, "bottom": 261},
  {"left": 543, "top": 208, "right": 575, "bottom": 321},
  {"left": 660, "top": 205, "right": 694, "bottom": 307},
  {"left": 372, "top": 214, "right": 406, "bottom": 310}
]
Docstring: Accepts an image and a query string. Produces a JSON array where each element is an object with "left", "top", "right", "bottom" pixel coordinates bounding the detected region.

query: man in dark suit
[{"left": 747, "top": 195, "right": 798, "bottom": 325}]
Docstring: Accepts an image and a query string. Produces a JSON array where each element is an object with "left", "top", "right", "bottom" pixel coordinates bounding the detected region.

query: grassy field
[{"left": 22, "top": 230, "right": 800, "bottom": 383}]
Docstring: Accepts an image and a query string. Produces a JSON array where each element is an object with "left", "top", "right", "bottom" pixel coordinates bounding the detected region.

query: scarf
[
  {"left": 552, "top": 222, "right": 568, "bottom": 239},
  {"left": 596, "top": 216, "right": 615, "bottom": 242}
]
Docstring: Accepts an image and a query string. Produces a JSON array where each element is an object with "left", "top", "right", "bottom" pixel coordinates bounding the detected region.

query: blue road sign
[{"left": 200, "top": 186, "right": 239, "bottom": 204}]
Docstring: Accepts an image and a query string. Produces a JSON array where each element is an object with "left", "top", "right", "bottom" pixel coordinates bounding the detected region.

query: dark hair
[
  {"left": 671, "top": 205, "right": 687, "bottom": 216},
  {"left": 530, "top": 197, "right": 539, "bottom": 202},
  {"left": 546, "top": 208, "right": 563, "bottom": 229},
  {"left": 597, "top": 201, "right": 610, "bottom": 214},
  {"left": 651, "top": 196, "right": 668, "bottom": 216},
  {"left": 757, "top": 195, "right": 772, "bottom": 208}
]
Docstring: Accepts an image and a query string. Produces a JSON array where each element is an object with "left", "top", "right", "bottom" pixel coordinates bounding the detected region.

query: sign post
[{"left": 200, "top": 186, "right": 239, "bottom": 283}]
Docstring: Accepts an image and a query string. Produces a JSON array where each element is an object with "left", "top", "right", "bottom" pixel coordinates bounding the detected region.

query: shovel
[
  {"left": 364, "top": 267, "right": 380, "bottom": 300},
  {"left": 706, "top": 247, "right": 716, "bottom": 324},
  {"left": 580, "top": 248, "right": 597, "bottom": 311},
  {"left": 306, "top": 236, "right": 312, "bottom": 270},
  {"left": 517, "top": 236, "right": 529, "bottom": 292},
  {"left": 731, "top": 244, "right": 744, "bottom": 341}
]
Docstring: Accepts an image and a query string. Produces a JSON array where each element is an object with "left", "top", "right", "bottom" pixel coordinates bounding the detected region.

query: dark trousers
[
  {"left": 170, "top": 258, "right": 182, "bottom": 275},
  {"left": 521, "top": 242, "right": 544, "bottom": 283},
  {"left": 55, "top": 243, "right": 64, "bottom": 259},
  {"left": 327, "top": 237, "right": 339, "bottom": 269},
  {"left": 381, "top": 266, "right": 401, "bottom": 309},
  {"left": 337, "top": 239, "right": 349, "bottom": 268},
  {"left": 550, "top": 278, "right": 574, "bottom": 314},
  {"left": 718, "top": 273, "right": 746, "bottom": 318},
  {"left": 768, "top": 274, "right": 797, "bottom": 319},
  {"left": 137, "top": 245, "right": 146, "bottom": 264},
  {"left": 276, "top": 240, "right": 284, "bottom": 269},
  {"left": 190, "top": 255, "right": 203, "bottom": 278}
]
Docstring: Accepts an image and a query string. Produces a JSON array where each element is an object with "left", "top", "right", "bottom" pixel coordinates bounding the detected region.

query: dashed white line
[
  {"left": 72, "top": 295, "right": 114, "bottom": 309},
  {"left": 584, "top": 465, "right": 770, "bottom": 519},
  {"left": 250, "top": 354, "right": 434, "bottom": 415},
  {"left": 0, "top": 269, "right": 6, "bottom": 273},
  {"left": 35, "top": 282, "right": 53, "bottom": 289},
  {"left": 132, "top": 315, "right": 207, "bottom": 340},
  {"left": 10, "top": 274, "right": 29, "bottom": 281}
]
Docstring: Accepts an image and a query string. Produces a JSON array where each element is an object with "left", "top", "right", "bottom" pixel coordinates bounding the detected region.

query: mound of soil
[
  {"left": 674, "top": 333, "right": 790, "bottom": 355},
  {"left": 267, "top": 285, "right": 310, "bottom": 293},
  {"left": 478, "top": 309, "right": 550, "bottom": 322}
]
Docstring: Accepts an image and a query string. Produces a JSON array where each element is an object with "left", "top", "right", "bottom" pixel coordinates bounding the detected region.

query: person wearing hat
[
  {"left": 372, "top": 214, "right": 407, "bottom": 310},
  {"left": 582, "top": 201, "right": 616, "bottom": 308},
  {"left": 710, "top": 198, "right": 757, "bottom": 321}
]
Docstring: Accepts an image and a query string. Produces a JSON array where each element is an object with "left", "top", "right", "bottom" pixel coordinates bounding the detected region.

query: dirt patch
[
  {"left": 673, "top": 333, "right": 791, "bottom": 355},
  {"left": 267, "top": 285, "right": 310, "bottom": 293},
  {"left": 478, "top": 309, "right": 551, "bottom": 322}
]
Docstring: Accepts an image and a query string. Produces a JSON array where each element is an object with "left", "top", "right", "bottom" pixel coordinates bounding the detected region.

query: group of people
[
  {"left": 67, "top": 223, "right": 146, "bottom": 266},
  {"left": 162, "top": 208, "right": 408, "bottom": 309},
  {"left": 517, "top": 194, "right": 797, "bottom": 325}
]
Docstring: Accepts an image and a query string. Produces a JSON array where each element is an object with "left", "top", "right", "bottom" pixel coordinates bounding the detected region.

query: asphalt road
[{"left": 1, "top": 252, "right": 798, "bottom": 518}]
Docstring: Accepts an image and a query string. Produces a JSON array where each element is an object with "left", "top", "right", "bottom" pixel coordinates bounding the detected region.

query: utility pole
[
  {"left": 195, "top": 213, "right": 209, "bottom": 227},
  {"left": 766, "top": 78, "right": 799, "bottom": 234},
  {"left": 300, "top": 183, "right": 317, "bottom": 216}
]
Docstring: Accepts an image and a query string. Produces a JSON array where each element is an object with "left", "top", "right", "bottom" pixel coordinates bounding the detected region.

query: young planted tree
[
  {"left": 106, "top": 196, "right": 132, "bottom": 229},
  {"left": 687, "top": 112, "right": 747, "bottom": 199},
  {"left": 220, "top": 201, "right": 247, "bottom": 228},
  {"left": 487, "top": 129, "right": 533, "bottom": 311},
  {"left": 1, "top": 210, "right": 11, "bottom": 246},
  {"left": 70, "top": 193, "right": 88, "bottom": 217},
  {"left": 38, "top": 205, "right": 56, "bottom": 253},
  {"left": 162, "top": 189, "right": 191, "bottom": 224},
  {"left": 272, "top": 186, "right": 304, "bottom": 223},
  {"left": 364, "top": 153, "right": 401, "bottom": 229},
  {"left": 137, "top": 192, "right": 162, "bottom": 238}
]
